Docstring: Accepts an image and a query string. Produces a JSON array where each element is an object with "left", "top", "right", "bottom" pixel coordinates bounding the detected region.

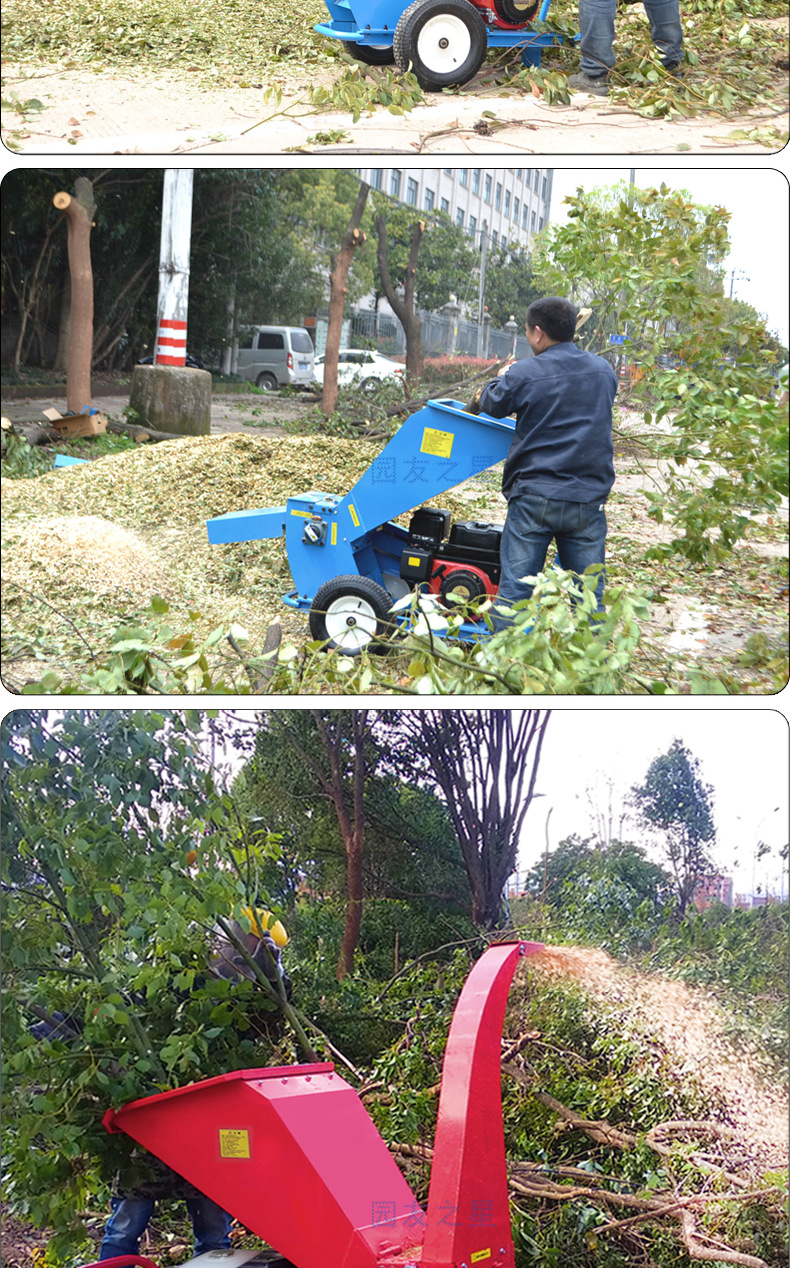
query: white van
[{"left": 237, "top": 326, "right": 315, "bottom": 390}]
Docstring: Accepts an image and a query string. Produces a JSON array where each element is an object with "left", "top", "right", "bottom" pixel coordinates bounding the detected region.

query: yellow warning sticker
[
  {"left": 408, "top": 556, "right": 420, "bottom": 567},
  {"left": 290, "top": 509, "right": 312, "bottom": 519},
  {"left": 421, "top": 427, "right": 454, "bottom": 459},
  {"left": 471, "top": 1251, "right": 492, "bottom": 1263},
  {"left": 349, "top": 505, "right": 360, "bottom": 528},
  {"left": 219, "top": 1129, "right": 250, "bottom": 1159},
  {"left": 331, "top": 523, "right": 337, "bottom": 545}
]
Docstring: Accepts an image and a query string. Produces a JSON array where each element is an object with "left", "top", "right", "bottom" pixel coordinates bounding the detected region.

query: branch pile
[{"left": 384, "top": 1036, "right": 783, "bottom": 1268}]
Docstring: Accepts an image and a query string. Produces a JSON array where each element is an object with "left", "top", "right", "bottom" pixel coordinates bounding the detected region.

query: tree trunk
[
  {"left": 322, "top": 182, "right": 370, "bottom": 417},
  {"left": 375, "top": 214, "right": 425, "bottom": 390},
  {"left": 53, "top": 272, "right": 71, "bottom": 372},
  {"left": 53, "top": 178, "right": 96, "bottom": 414}
]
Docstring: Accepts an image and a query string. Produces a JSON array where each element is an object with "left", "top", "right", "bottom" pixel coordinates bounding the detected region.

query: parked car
[
  {"left": 236, "top": 326, "right": 315, "bottom": 390},
  {"left": 137, "top": 353, "right": 205, "bottom": 369},
  {"left": 313, "top": 348, "right": 405, "bottom": 389}
]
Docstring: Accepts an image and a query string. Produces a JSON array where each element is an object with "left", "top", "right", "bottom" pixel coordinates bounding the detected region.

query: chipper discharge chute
[
  {"left": 91, "top": 941, "right": 544, "bottom": 1268},
  {"left": 313, "top": 0, "right": 563, "bottom": 91},
  {"left": 207, "top": 398, "right": 519, "bottom": 655}
]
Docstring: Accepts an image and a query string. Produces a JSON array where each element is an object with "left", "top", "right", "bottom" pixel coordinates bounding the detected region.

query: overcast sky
[
  {"left": 547, "top": 167, "right": 789, "bottom": 346},
  {"left": 516, "top": 708, "right": 789, "bottom": 899}
]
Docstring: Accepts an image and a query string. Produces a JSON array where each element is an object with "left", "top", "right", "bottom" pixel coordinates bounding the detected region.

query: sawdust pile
[
  {"left": 6, "top": 515, "right": 174, "bottom": 600},
  {"left": 529, "top": 945, "right": 789, "bottom": 1166},
  {"left": 1, "top": 434, "right": 386, "bottom": 531}
]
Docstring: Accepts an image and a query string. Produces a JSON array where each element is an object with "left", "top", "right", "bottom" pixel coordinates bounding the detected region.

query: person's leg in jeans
[
  {"left": 641, "top": 0, "right": 683, "bottom": 67},
  {"left": 187, "top": 1195, "right": 233, "bottom": 1256},
  {"left": 578, "top": 0, "right": 617, "bottom": 79},
  {"left": 554, "top": 499, "right": 608, "bottom": 615},
  {"left": 99, "top": 1195, "right": 155, "bottom": 1259},
  {"left": 490, "top": 493, "right": 554, "bottom": 632}
]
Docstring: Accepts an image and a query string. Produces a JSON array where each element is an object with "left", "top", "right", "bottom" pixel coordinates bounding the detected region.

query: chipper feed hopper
[
  {"left": 207, "top": 398, "right": 519, "bottom": 655},
  {"left": 314, "top": 0, "right": 560, "bottom": 91},
  {"left": 85, "top": 941, "right": 543, "bottom": 1268}
]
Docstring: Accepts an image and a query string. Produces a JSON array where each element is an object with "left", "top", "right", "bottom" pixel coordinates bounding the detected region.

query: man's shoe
[
  {"left": 568, "top": 71, "right": 610, "bottom": 96},
  {"left": 663, "top": 62, "right": 684, "bottom": 78}
]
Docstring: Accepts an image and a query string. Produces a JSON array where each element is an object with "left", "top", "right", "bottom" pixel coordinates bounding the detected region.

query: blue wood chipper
[
  {"left": 314, "top": 0, "right": 560, "bottom": 90},
  {"left": 207, "top": 398, "right": 518, "bottom": 655}
]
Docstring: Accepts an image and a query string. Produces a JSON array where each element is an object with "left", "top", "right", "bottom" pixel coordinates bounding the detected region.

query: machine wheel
[
  {"left": 438, "top": 568, "right": 489, "bottom": 608},
  {"left": 256, "top": 372, "right": 278, "bottom": 391},
  {"left": 348, "top": 41, "right": 396, "bottom": 64},
  {"left": 309, "top": 575, "right": 394, "bottom": 655},
  {"left": 394, "top": 0, "right": 487, "bottom": 90}
]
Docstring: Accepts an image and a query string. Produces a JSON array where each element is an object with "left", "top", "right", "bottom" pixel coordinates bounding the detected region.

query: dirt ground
[{"left": 2, "top": 57, "right": 787, "bottom": 154}]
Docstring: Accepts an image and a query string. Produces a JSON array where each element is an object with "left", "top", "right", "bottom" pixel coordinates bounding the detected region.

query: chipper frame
[
  {"left": 207, "top": 398, "right": 519, "bottom": 654},
  {"left": 91, "top": 941, "right": 543, "bottom": 1268},
  {"left": 314, "top": 0, "right": 563, "bottom": 91}
]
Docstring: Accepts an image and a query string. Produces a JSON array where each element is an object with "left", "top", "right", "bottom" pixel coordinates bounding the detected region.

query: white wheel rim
[
  {"left": 324, "top": 594, "right": 379, "bottom": 651},
  {"left": 416, "top": 14, "right": 472, "bottom": 73}
]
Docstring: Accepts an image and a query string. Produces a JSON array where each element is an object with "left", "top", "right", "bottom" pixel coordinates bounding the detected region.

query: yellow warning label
[
  {"left": 408, "top": 556, "right": 420, "bottom": 567},
  {"left": 349, "top": 505, "right": 360, "bottom": 527},
  {"left": 290, "top": 509, "right": 312, "bottom": 519},
  {"left": 471, "top": 1251, "right": 492, "bottom": 1263},
  {"left": 421, "top": 427, "right": 454, "bottom": 459},
  {"left": 219, "top": 1129, "right": 250, "bottom": 1159},
  {"left": 331, "top": 523, "right": 337, "bottom": 545}
]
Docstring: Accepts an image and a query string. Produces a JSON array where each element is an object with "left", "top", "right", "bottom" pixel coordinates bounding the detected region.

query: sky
[
  {"left": 515, "top": 708, "right": 789, "bottom": 899},
  {"left": 547, "top": 167, "right": 789, "bottom": 346}
]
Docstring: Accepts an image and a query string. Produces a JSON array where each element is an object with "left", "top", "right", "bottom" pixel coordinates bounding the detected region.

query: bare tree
[
  {"left": 322, "top": 182, "right": 370, "bottom": 416},
  {"left": 393, "top": 711, "right": 551, "bottom": 928},
  {"left": 375, "top": 213, "right": 425, "bottom": 389},
  {"left": 53, "top": 177, "right": 96, "bottom": 413}
]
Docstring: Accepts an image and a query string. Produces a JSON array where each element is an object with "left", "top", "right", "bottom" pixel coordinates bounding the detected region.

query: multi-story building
[{"left": 356, "top": 168, "right": 553, "bottom": 252}]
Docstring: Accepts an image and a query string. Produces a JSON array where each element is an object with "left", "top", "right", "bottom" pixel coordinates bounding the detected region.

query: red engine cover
[
  {"left": 476, "top": 0, "right": 540, "bottom": 29},
  {"left": 428, "top": 562, "right": 498, "bottom": 612}
]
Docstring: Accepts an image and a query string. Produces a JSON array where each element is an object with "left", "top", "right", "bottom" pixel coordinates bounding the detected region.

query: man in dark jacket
[{"left": 474, "top": 296, "right": 617, "bottom": 629}]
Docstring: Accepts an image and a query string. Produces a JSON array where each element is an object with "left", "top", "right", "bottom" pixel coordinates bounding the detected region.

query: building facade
[{"left": 355, "top": 167, "right": 553, "bottom": 252}]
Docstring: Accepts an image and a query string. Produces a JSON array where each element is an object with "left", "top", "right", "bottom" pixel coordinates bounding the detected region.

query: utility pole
[
  {"left": 129, "top": 169, "right": 211, "bottom": 436},
  {"left": 476, "top": 229, "right": 489, "bottom": 358},
  {"left": 155, "top": 169, "right": 194, "bottom": 367}
]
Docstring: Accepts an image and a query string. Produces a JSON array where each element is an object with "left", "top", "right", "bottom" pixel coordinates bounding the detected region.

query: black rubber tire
[
  {"left": 438, "top": 568, "right": 488, "bottom": 608},
  {"left": 493, "top": 0, "right": 539, "bottom": 24},
  {"left": 256, "top": 372, "right": 278, "bottom": 391},
  {"left": 348, "top": 41, "right": 396, "bottom": 65},
  {"left": 309, "top": 575, "right": 394, "bottom": 655},
  {"left": 394, "top": 0, "right": 487, "bottom": 90}
]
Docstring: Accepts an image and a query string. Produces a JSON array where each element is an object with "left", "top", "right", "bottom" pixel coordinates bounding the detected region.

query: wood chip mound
[{"left": 6, "top": 515, "right": 174, "bottom": 600}]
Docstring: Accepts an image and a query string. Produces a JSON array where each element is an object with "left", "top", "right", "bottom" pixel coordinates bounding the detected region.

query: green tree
[
  {"left": 483, "top": 245, "right": 543, "bottom": 329},
  {"left": 531, "top": 181, "right": 788, "bottom": 563},
  {"left": 0, "top": 710, "right": 315, "bottom": 1260},
  {"left": 629, "top": 739, "right": 716, "bottom": 916}
]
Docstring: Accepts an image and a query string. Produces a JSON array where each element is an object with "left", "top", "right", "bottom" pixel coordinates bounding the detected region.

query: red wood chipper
[{"left": 82, "top": 941, "right": 543, "bottom": 1268}]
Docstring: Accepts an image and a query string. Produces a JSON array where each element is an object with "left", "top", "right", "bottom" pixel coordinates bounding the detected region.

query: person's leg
[
  {"left": 641, "top": 0, "right": 684, "bottom": 67},
  {"left": 554, "top": 500, "right": 608, "bottom": 614},
  {"left": 490, "top": 493, "right": 554, "bottom": 631},
  {"left": 187, "top": 1195, "right": 233, "bottom": 1256},
  {"left": 98, "top": 1196, "right": 155, "bottom": 1259},
  {"left": 577, "top": 0, "right": 617, "bottom": 79}
]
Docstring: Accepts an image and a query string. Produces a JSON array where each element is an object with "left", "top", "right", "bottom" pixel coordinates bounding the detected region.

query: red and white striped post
[{"left": 155, "top": 169, "right": 194, "bottom": 368}]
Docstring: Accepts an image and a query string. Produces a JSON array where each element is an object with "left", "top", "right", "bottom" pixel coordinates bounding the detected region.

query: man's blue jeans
[
  {"left": 99, "top": 1194, "right": 232, "bottom": 1259},
  {"left": 491, "top": 492, "right": 608, "bottom": 630},
  {"left": 579, "top": 0, "right": 683, "bottom": 77}
]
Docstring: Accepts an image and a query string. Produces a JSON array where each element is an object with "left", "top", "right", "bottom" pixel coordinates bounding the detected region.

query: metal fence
[{"left": 345, "top": 308, "right": 531, "bottom": 361}]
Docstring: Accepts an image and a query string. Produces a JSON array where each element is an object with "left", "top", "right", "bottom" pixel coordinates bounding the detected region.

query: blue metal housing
[
  {"left": 207, "top": 398, "right": 519, "bottom": 644},
  {"left": 315, "top": 0, "right": 559, "bottom": 64}
]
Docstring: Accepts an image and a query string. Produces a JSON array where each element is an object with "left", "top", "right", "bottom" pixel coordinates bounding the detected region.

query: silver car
[{"left": 237, "top": 326, "right": 315, "bottom": 390}]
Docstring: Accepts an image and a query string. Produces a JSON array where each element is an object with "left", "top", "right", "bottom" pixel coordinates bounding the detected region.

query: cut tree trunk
[
  {"left": 322, "top": 183, "right": 370, "bottom": 417},
  {"left": 53, "top": 178, "right": 95, "bottom": 415}
]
